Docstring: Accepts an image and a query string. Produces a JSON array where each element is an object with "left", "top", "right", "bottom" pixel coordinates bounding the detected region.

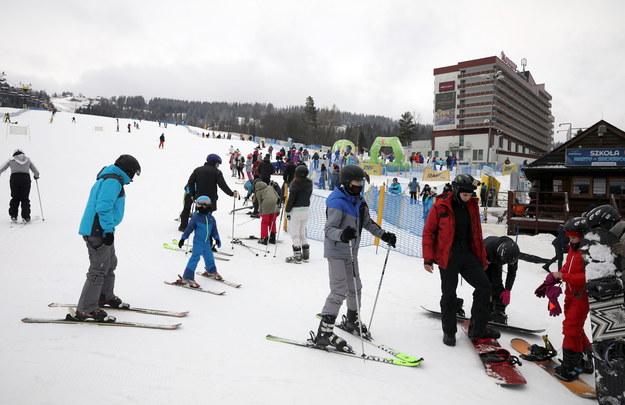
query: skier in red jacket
[
  {"left": 422, "top": 174, "right": 498, "bottom": 346},
  {"left": 551, "top": 216, "right": 593, "bottom": 382}
]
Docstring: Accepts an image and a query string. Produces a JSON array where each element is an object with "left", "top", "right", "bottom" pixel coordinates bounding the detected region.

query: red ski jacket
[
  {"left": 422, "top": 192, "right": 487, "bottom": 270},
  {"left": 560, "top": 248, "right": 587, "bottom": 299}
]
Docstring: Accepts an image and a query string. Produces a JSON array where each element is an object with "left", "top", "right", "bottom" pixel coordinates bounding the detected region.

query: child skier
[{"left": 174, "top": 196, "right": 222, "bottom": 288}]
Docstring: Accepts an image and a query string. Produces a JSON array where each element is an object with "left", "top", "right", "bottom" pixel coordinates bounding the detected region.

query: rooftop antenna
[{"left": 521, "top": 58, "right": 527, "bottom": 72}]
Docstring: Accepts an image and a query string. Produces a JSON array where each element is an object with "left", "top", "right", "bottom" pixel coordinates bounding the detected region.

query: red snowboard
[{"left": 461, "top": 320, "right": 526, "bottom": 386}]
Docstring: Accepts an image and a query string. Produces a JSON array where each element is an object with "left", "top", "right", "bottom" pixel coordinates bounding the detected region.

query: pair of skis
[
  {"left": 10, "top": 215, "right": 41, "bottom": 229},
  {"left": 22, "top": 303, "right": 187, "bottom": 330}
]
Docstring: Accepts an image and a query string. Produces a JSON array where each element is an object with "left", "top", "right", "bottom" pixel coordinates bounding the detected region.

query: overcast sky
[{"left": 3, "top": 0, "right": 625, "bottom": 141}]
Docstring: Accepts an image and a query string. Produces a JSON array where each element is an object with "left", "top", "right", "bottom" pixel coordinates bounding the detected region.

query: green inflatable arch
[
  {"left": 367, "top": 137, "right": 410, "bottom": 171},
  {"left": 331, "top": 139, "right": 356, "bottom": 154}
]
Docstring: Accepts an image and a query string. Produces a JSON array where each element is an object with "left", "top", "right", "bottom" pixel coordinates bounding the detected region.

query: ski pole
[
  {"left": 265, "top": 201, "right": 280, "bottom": 257},
  {"left": 231, "top": 193, "right": 237, "bottom": 250},
  {"left": 273, "top": 199, "right": 286, "bottom": 258},
  {"left": 348, "top": 239, "right": 366, "bottom": 359},
  {"left": 367, "top": 245, "right": 391, "bottom": 333},
  {"left": 35, "top": 178, "right": 45, "bottom": 221}
]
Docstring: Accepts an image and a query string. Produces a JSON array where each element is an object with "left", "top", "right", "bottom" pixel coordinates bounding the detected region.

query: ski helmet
[
  {"left": 452, "top": 174, "right": 478, "bottom": 195},
  {"left": 295, "top": 164, "right": 309, "bottom": 178},
  {"left": 496, "top": 239, "right": 520, "bottom": 265},
  {"left": 340, "top": 164, "right": 366, "bottom": 186},
  {"left": 114, "top": 154, "right": 141, "bottom": 179},
  {"left": 206, "top": 153, "right": 222, "bottom": 165},
  {"left": 586, "top": 205, "right": 621, "bottom": 231},
  {"left": 195, "top": 195, "right": 212, "bottom": 208},
  {"left": 564, "top": 216, "right": 589, "bottom": 238},
  {"left": 13, "top": 149, "right": 24, "bottom": 157}
]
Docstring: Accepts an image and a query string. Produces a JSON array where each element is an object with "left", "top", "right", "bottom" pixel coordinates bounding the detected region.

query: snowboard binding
[{"left": 479, "top": 348, "right": 522, "bottom": 366}]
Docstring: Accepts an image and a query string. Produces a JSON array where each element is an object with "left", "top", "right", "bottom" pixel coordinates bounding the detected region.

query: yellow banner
[
  {"left": 361, "top": 163, "right": 382, "bottom": 176},
  {"left": 422, "top": 169, "right": 450, "bottom": 181},
  {"left": 502, "top": 164, "right": 518, "bottom": 175}
]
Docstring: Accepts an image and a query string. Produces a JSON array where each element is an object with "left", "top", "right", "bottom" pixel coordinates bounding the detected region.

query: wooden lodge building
[{"left": 507, "top": 120, "right": 625, "bottom": 235}]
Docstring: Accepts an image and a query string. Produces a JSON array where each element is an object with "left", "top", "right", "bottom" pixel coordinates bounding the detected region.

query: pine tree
[
  {"left": 398, "top": 111, "right": 417, "bottom": 145},
  {"left": 303, "top": 96, "right": 318, "bottom": 141}
]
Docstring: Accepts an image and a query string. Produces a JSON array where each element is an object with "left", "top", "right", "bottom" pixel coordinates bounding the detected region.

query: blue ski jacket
[
  {"left": 181, "top": 211, "right": 220, "bottom": 247},
  {"left": 79, "top": 165, "right": 132, "bottom": 237}
]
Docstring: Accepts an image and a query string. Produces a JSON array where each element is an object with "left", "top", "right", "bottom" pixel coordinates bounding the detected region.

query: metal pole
[
  {"left": 231, "top": 196, "right": 237, "bottom": 249},
  {"left": 348, "top": 240, "right": 366, "bottom": 358},
  {"left": 35, "top": 179, "right": 44, "bottom": 221},
  {"left": 367, "top": 245, "right": 391, "bottom": 333}
]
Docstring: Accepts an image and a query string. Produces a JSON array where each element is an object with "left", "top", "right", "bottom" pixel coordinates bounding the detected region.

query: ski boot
[
  {"left": 257, "top": 237, "right": 268, "bottom": 245},
  {"left": 176, "top": 276, "right": 200, "bottom": 288},
  {"left": 202, "top": 271, "right": 223, "bottom": 281},
  {"left": 10, "top": 217, "right": 17, "bottom": 224},
  {"left": 340, "top": 309, "right": 371, "bottom": 339},
  {"left": 443, "top": 332, "right": 456, "bottom": 347},
  {"left": 554, "top": 349, "right": 582, "bottom": 382},
  {"left": 312, "top": 315, "right": 352, "bottom": 353},
  {"left": 269, "top": 232, "right": 276, "bottom": 244},
  {"left": 301, "top": 244, "right": 310, "bottom": 263},
  {"left": 455, "top": 297, "right": 465, "bottom": 317},
  {"left": 285, "top": 246, "right": 302, "bottom": 264},
  {"left": 70, "top": 308, "right": 116, "bottom": 322},
  {"left": 98, "top": 294, "right": 130, "bottom": 309},
  {"left": 468, "top": 320, "right": 501, "bottom": 341}
]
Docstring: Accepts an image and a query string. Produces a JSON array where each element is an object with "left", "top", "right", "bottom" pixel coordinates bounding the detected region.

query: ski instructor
[
  {"left": 72, "top": 154, "right": 141, "bottom": 322},
  {"left": 185, "top": 153, "right": 238, "bottom": 213}
]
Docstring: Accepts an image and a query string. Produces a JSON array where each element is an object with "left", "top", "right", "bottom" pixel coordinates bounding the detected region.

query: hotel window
[
  {"left": 593, "top": 178, "right": 607, "bottom": 196},
  {"left": 572, "top": 178, "right": 591, "bottom": 196},
  {"left": 473, "top": 149, "right": 484, "bottom": 161}
]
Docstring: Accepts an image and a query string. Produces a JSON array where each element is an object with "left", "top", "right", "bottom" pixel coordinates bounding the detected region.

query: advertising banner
[
  {"left": 422, "top": 169, "right": 451, "bottom": 181},
  {"left": 565, "top": 148, "right": 625, "bottom": 167},
  {"left": 502, "top": 164, "right": 518, "bottom": 175},
  {"left": 361, "top": 163, "right": 382, "bottom": 176}
]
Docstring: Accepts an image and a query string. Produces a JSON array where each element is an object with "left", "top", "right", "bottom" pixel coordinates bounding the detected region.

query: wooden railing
[{"left": 506, "top": 190, "right": 570, "bottom": 235}]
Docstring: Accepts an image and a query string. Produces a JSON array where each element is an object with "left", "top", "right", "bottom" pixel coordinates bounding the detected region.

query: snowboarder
[
  {"left": 73, "top": 154, "right": 141, "bottom": 321},
  {"left": 313, "top": 165, "right": 396, "bottom": 352},
  {"left": 284, "top": 165, "right": 313, "bottom": 263},
  {"left": 174, "top": 196, "right": 222, "bottom": 288},
  {"left": 253, "top": 179, "right": 280, "bottom": 245},
  {"left": 423, "top": 174, "right": 499, "bottom": 346},
  {"left": 158, "top": 133, "right": 165, "bottom": 149},
  {"left": 0, "top": 149, "right": 40, "bottom": 223},
  {"left": 484, "top": 236, "right": 520, "bottom": 324}
]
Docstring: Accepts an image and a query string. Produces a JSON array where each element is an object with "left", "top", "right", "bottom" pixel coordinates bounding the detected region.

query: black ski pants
[
  {"left": 439, "top": 245, "right": 492, "bottom": 335},
  {"left": 9, "top": 173, "right": 31, "bottom": 219}
]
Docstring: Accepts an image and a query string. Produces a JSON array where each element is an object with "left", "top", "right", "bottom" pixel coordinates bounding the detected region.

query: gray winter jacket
[
  {"left": 0, "top": 153, "right": 40, "bottom": 178},
  {"left": 254, "top": 181, "right": 280, "bottom": 215}
]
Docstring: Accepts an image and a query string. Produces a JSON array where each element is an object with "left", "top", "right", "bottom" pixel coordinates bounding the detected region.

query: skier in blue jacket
[
  {"left": 174, "top": 196, "right": 222, "bottom": 288},
  {"left": 388, "top": 178, "right": 402, "bottom": 195},
  {"left": 73, "top": 154, "right": 141, "bottom": 322}
]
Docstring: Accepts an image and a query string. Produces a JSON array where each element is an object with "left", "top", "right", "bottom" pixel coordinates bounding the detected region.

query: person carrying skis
[
  {"left": 542, "top": 217, "right": 594, "bottom": 381},
  {"left": 284, "top": 165, "right": 313, "bottom": 263},
  {"left": 73, "top": 154, "right": 141, "bottom": 321},
  {"left": 423, "top": 174, "right": 498, "bottom": 346},
  {"left": 313, "top": 165, "right": 396, "bottom": 352},
  {"left": 483, "top": 236, "right": 520, "bottom": 324},
  {"left": 174, "top": 196, "right": 222, "bottom": 288},
  {"left": 0, "top": 149, "right": 40, "bottom": 223}
]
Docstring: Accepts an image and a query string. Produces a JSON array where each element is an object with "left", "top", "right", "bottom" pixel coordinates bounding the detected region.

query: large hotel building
[{"left": 432, "top": 53, "right": 554, "bottom": 164}]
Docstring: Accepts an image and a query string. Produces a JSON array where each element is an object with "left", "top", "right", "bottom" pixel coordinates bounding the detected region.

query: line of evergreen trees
[{"left": 76, "top": 95, "right": 432, "bottom": 148}]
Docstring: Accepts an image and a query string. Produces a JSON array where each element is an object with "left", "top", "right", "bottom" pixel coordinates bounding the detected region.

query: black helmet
[
  {"left": 564, "top": 217, "right": 589, "bottom": 236},
  {"left": 115, "top": 154, "right": 141, "bottom": 179},
  {"left": 206, "top": 153, "right": 222, "bottom": 165},
  {"left": 295, "top": 165, "right": 309, "bottom": 178},
  {"left": 340, "top": 164, "right": 365, "bottom": 186},
  {"left": 586, "top": 205, "right": 621, "bottom": 230},
  {"left": 496, "top": 239, "right": 520, "bottom": 265},
  {"left": 452, "top": 174, "right": 478, "bottom": 195}
]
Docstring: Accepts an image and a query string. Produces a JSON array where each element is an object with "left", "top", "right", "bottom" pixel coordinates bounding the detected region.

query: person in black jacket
[
  {"left": 483, "top": 236, "right": 519, "bottom": 324},
  {"left": 185, "top": 154, "right": 238, "bottom": 223},
  {"left": 257, "top": 154, "right": 275, "bottom": 185},
  {"left": 282, "top": 160, "right": 296, "bottom": 193},
  {"left": 284, "top": 165, "right": 313, "bottom": 263}
]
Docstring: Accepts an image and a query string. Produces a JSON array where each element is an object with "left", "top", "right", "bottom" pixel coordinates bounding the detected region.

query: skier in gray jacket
[
  {"left": 0, "top": 149, "right": 40, "bottom": 223},
  {"left": 313, "top": 165, "right": 397, "bottom": 352}
]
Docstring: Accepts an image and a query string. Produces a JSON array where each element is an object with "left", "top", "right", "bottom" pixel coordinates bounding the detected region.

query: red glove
[{"left": 500, "top": 290, "right": 511, "bottom": 306}]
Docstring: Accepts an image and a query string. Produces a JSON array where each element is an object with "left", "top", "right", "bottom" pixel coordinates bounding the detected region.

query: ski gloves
[
  {"left": 381, "top": 232, "right": 397, "bottom": 248},
  {"left": 340, "top": 226, "right": 357, "bottom": 243},
  {"left": 214, "top": 238, "right": 221, "bottom": 248},
  {"left": 286, "top": 212, "right": 291, "bottom": 221},
  {"left": 500, "top": 290, "right": 511, "bottom": 306},
  {"left": 535, "top": 273, "right": 562, "bottom": 316},
  {"left": 103, "top": 233, "right": 114, "bottom": 246},
  {"left": 178, "top": 238, "right": 186, "bottom": 249}
]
